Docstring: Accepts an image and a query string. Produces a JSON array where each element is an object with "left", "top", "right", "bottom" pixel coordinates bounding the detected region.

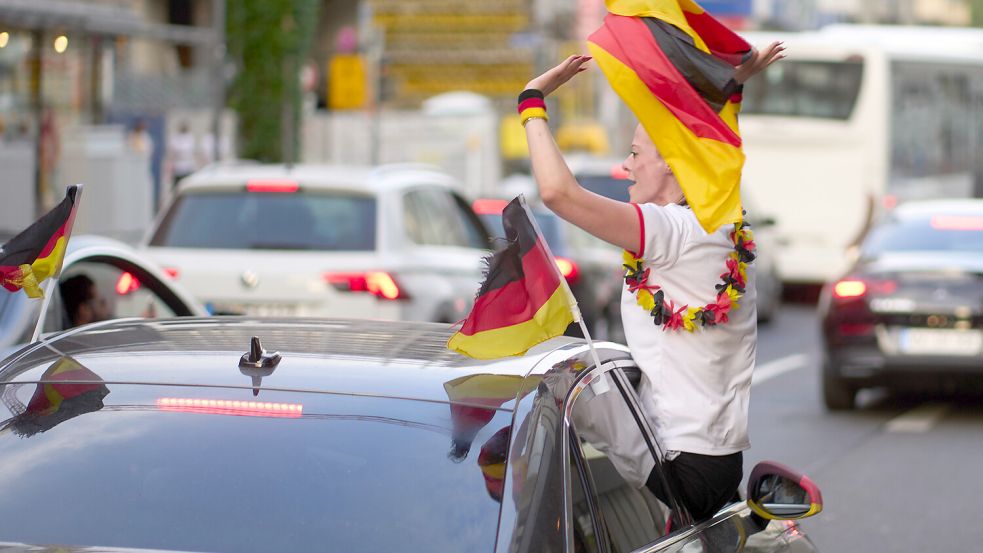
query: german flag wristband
[{"left": 518, "top": 89, "right": 548, "bottom": 126}]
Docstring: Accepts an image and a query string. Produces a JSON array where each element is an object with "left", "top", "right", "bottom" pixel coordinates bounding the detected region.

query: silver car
[
  {"left": 142, "top": 163, "right": 491, "bottom": 322},
  {"left": 0, "top": 317, "right": 822, "bottom": 552}
]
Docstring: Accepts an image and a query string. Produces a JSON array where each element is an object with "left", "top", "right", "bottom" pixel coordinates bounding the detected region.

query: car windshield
[
  {"left": 862, "top": 213, "right": 983, "bottom": 255},
  {"left": 150, "top": 189, "right": 377, "bottom": 251},
  {"left": 0, "top": 385, "right": 510, "bottom": 553},
  {"left": 577, "top": 175, "right": 631, "bottom": 203}
]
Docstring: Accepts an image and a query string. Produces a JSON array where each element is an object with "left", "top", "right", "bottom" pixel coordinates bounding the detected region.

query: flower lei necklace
[{"left": 623, "top": 220, "right": 756, "bottom": 332}]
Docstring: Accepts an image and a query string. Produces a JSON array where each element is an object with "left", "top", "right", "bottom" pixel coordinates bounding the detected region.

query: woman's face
[{"left": 621, "top": 124, "right": 684, "bottom": 205}]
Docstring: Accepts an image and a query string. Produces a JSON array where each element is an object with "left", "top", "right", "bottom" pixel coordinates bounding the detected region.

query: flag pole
[
  {"left": 30, "top": 278, "right": 57, "bottom": 344},
  {"left": 518, "top": 195, "right": 606, "bottom": 371}
]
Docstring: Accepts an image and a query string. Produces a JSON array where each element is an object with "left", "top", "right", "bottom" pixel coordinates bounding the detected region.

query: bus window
[
  {"left": 890, "top": 62, "right": 983, "bottom": 186},
  {"left": 742, "top": 60, "right": 864, "bottom": 120}
]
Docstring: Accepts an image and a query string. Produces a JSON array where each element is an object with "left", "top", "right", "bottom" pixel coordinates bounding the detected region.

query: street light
[{"left": 53, "top": 34, "right": 68, "bottom": 53}]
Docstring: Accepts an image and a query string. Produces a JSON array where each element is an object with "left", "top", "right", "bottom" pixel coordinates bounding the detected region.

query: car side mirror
[{"left": 747, "top": 461, "right": 823, "bottom": 521}]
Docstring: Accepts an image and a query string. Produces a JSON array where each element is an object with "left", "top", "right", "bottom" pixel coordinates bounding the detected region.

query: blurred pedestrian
[
  {"left": 166, "top": 120, "right": 196, "bottom": 191},
  {"left": 520, "top": 37, "right": 782, "bottom": 523},
  {"left": 127, "top": 118, "right": 154, "bottom": 157},
  {"left": 60, "top": 274, "right": 111, "bottom": 328}
]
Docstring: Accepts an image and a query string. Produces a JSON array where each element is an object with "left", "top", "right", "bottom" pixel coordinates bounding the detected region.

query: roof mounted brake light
[
  {"left": 157, "top": 398, "right": 303, "bottom": 418},
  {"left": 246, "top": 180, "right": 300, "bottom": 193}
]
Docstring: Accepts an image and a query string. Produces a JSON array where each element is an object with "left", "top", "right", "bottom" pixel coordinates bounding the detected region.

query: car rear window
[
  {"left": 150, "top": 190, "right": 376, "bottom": 251},
  {"left": 0, "top": 386, "right": 510, "bottom": 553},
  {"left": 863, "top": 213, "right": 983, "bottom": 255}
]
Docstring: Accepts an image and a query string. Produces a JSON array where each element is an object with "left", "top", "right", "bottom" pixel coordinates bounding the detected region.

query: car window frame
[
  {"left": 562, "top": 360, "right": 692, "bottom": 552},
  {"left": 45, "top": 254, "right": 198, "bottom": 333}
]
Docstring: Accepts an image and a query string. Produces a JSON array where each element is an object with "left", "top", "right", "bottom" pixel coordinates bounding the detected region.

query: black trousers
[{"left": 645, "top": 451, "right": 743, "bottom": 523}]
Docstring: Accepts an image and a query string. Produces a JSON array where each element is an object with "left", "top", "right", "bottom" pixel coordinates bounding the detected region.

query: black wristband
[{"left": 518, "top": 89, "right": 545, "bottom": 105}]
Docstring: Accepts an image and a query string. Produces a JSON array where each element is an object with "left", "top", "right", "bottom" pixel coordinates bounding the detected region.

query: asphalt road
[{"left": 746, "top": 304, "right": 983, "bottom": 552}]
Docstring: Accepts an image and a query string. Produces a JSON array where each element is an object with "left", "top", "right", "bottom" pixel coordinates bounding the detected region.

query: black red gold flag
[
  {"left": 447, "top": 196, "right": 574, "bottom": 359},
  {"left": 0, "top": 185, "right": 81, "bottom": 298},
  {"left": 588, "top": 0, "right": 751, "bottom": 233}
]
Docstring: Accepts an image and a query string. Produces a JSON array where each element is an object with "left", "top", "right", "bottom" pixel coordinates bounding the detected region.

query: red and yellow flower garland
[{"left": 624, "top": 221, "right": 756, "bottom": 332}]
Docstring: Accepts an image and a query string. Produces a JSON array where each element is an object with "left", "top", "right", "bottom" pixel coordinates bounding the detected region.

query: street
[{"left": 748, "top": 304, "right": 983, "bottom": 552}]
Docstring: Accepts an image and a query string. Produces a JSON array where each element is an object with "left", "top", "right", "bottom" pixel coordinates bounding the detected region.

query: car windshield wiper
[{"left": 248, "top": 242, "right": 313, "bottom": 250}]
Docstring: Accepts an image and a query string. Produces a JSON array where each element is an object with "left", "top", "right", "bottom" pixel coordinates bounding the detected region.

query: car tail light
[
  {"left": 324, "top": 272, "right": 408, "bottom": 300},
  {"left": 472, "top": 198, "right": 509, "bottom": 215},
  {"left": 115, "top": 272, "right": 141, "bottom": 295},
  {"left": 931, "top": 215, "right": 983, "bottom": 231},
  {"left": 555, "top": 257, "right": 580, "bottom": 285},
  {"left": 833, "top": 280, "right": 866, "bottom": 299},
  {"left": 157, "top": 397, "right": 303, "bottom": 418},
  {"left": 246, "top": 179, "right": 300, "bottom": 193},
  {"left": 162, "top": 267, "right": 180, "bottom": 280},
  {"left": 833, "top": 278, "right": 896, "bottom": 299},
  {"left": 837, "top": 323, "right": 874, "bottom": 337}
]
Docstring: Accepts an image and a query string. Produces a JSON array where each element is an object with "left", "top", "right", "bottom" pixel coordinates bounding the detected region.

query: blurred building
[
  {"left": 0, "top": 0, "right": 224, "bottom": 239},
  {"left": 755, "top": 0, "right": 972, "bottom": 29}
]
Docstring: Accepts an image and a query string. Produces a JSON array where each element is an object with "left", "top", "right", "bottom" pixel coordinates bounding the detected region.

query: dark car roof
[{"left": 0, "top": 317, "right": 591, "bottom": 407}]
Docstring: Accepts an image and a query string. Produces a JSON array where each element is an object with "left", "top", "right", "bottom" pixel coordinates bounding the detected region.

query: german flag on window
[
  {"left": 448, "top": 196, "right": 575, "bottom": 359},
  {"left": 588, "top": 0, "right": 752, "bottom": 233},
  {"left": 0, "top": 185, "right": 81, "bottom": 298}
]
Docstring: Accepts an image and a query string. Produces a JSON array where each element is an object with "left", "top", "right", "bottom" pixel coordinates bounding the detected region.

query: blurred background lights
[
  {"left": 0, "top": 32, "right": 9, "bottom": 48},
  {"left": 53, "top": 35, "right": 68, "bottom": 53}
]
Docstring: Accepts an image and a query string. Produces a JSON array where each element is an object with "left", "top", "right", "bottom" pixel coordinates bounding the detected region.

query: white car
[{"left": 142, "top": 163, "right": 491, "bottom": 322}]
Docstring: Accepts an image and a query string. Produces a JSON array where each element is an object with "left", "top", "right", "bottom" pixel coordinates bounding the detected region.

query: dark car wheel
[{"left": 822, "top": 363, "right": 857, "bottom": 411}]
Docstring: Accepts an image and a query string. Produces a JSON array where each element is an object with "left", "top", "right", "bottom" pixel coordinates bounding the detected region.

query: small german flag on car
[
  {"left": 0, "top": 184, "right": 81, "bottom": 298},
  {"left": 448, "top": 195, "right": 575, "bottom": 359}
]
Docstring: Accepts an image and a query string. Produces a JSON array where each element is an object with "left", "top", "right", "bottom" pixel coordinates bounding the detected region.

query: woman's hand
[
  {"left": 524, "top": 55, "right": 592, "bottom": 97},
  {"left": 734, "top": 41, "right": 785, "bottom": 84}
]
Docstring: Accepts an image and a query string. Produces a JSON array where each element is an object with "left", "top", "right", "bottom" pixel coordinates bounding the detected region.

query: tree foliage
[{"left": 226, "top": 0, "right": 320, "bottom": 162}]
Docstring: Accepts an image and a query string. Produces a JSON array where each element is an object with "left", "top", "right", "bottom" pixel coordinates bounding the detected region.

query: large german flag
[
  {"left": 588, "top": 0, "right": 752, "bottom": 233},
  {"left": 448, "top": 196, "right": 574, "bottom": 359},
  {"left": 0, "top": 185, "right": 81, "bottom": 298}
]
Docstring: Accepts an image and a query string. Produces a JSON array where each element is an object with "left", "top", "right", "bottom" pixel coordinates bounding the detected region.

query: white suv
[{"left": 142, "top": 163, "right": 491, "bottom": 323}]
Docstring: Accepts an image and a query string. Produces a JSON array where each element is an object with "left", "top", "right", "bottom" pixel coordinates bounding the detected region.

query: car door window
[
  {"left": 567, "top": 370, "right": 671, "bottom": 553},
  {"left": 47, "top": 259, "right": 184, "bottom": 333},
  {"left": 404, "top": 188, "right": 476, "bottom": 248}
]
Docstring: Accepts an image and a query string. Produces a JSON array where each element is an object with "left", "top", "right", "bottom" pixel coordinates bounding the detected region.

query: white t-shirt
[{"left": 621, "top": 203, "right": 756, "bottom": 456}]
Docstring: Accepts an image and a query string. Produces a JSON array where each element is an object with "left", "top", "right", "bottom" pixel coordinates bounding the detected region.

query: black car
[
  {"left": 0, "top": 317, "right": 821, "bottom": 552},
  {"left": 473, "top": 198, "right": 624, "bottom": 340},
  {"left": 819, "top": 200, "right": 983, "bottom": 409}
]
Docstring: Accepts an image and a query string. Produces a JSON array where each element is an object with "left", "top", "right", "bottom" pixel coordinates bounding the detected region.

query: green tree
[
  {"left": 227, "top": 0, "right": 320, "bottom": 162},
  {"left": 973, "top": 0, "right": 983, "bottom": 27}
]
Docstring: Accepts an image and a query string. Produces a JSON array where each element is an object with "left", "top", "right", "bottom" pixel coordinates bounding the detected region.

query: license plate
[{"left": 898, "top": 328, "right": 983, "bottom": 356}]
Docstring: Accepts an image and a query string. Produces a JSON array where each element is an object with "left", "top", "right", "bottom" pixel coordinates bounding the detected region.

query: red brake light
[
  {"left": 555, "top": 257, "right": 580, "bottom": 285},
  {"left": 833, "top": 280, "right": 866, "bottom": 299},
  {"left": 324, "top": 272, "right": 408, "bottom": 300},
  {"left": 246, "top": 179, "right": 300, "bottom": 193},
  {"left": 162, "top": 267, "right": 180, "bottom": 280},
  {"left": 610, "top": 164, "right": 630, "bottom": 180},
  {"left": 157, "top": 398, "right": 303, "bottom": 418},
  {"left": 115, "top": 272, "right": 141, "bottom": 295},
  {"left": 472, "top": 198, "right": 509, "bottom": 215},
  {"left": 930, "top": 215, "right": 983, "bottom": 231}
]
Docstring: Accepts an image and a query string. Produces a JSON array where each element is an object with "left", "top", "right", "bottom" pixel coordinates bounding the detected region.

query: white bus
[{"left": 738, "top": 25, "right": 983, "bottom": 284}]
